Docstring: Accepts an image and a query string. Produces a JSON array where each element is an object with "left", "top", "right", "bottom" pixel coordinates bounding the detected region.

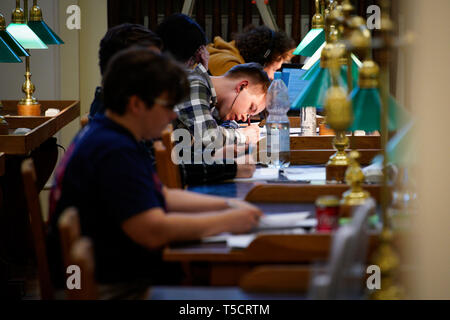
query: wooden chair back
[
  {"left": 58, "top": 207, "right": 81, "bottom": 270},
  {"left": 21, "top": 158, "right": 54, "bottom": 300},
  {"left": 154, "top": 129, "right": 182, "bottom": 189},
  {"left": 67, "top": 237, "right": 98, "bottom": 300}
]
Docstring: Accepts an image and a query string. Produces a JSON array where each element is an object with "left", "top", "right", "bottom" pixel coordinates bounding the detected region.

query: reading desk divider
[{"left": 257, "top": 117, "right": 382, "bottom": 165}]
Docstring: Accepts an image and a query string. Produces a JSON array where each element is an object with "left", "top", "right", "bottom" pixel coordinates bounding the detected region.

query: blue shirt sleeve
[{"left": 97, "top": 147, "right": 165, "bottom": 225}]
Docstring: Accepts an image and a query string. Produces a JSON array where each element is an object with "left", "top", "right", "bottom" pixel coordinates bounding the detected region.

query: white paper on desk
[
  {"left": 201, "top": 234, "right": 230, "bottom": 244},
  {"left": 234, "top": 168, "right": 279, "bottom": 182},
  {"left": 257, "top": 212, "right": 310, "bottom": 230},
  {"left": 282, "top": 167, "right": 326, "bottom": 181},
  {"left": 227, "top": 235, "right": 257, "bottom": 249},
  {"left": 258, "top": 127, "right": 301, "bottom": 137}
]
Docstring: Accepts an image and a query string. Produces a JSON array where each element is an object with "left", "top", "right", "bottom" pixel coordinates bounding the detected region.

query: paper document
[
  {"left": 234, "top": 168, "right": 279, "bottom": 182},
  {"left": 282, "top": 167, "right": 326, "bottom": 181},
  {"left": 257, "top": 212, "right": 310, "bottom": 230},
  {"left": 259, "top": 127, "right": 301, "bottom": 139},
  {"left": 227, "top": 235, "right": 256, "bottom": 249}
]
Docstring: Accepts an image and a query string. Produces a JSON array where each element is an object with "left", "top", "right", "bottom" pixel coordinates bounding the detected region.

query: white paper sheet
[
  {"left": 227, "top": 235, "right": 257, "bottom": 249},
  {"left": 282, "top": 167, "right": 326, "bottom": 181},
  {"left": 257, "top": 212, "right": 310, "bottom": 230},
  {"left": 202, "top": 216, "right": 318, "bottom": 249},
  {"left": 259, "top": 127, "right": 302, "bottom": 137},
  {"left": 234, "top": 168, "right": 279, "bottom": 182}
]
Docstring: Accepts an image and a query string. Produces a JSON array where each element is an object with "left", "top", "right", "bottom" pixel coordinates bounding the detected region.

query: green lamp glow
[
  {"left": 303, "top": 45, "right": 362, "bottom": 70},
  {"left": 27, "top": 1, "right": 63, "bottom": 45},
  {"left": 294, "top": 0, "right": 325, "bottom": 57},
  {"left": 6, "top": 1, "right": 47, "bottom": 50},
  {"left": 0, "top": 36, "right": 21, "bottom": 63},
  {"left": 6, "top": 23, "right": 47, "bottom": 49},
  {"left": 0, "top": 12, "right": 29, "bottom": 57},
  {"left": 294, "top": 29, "right": 325, "bottom": 57}
]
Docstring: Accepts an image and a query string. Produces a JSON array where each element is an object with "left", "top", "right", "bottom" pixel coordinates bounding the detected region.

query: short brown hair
[{"left": 224, "top": 63, "right": 271, "bottom": 93}]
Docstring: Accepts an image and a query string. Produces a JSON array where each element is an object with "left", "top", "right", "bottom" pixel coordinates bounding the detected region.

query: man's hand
[
  {"left": 227, "top": 199, "right": 261, "bottom": 212},
  {"left": 224, "top": 206, "right": 263, "bottom": 234},
  {"left": 240, "top": 125, "right": 260, "bottom": 145},
  {"left": 235, "top": 163, "right": 256, "bottom": 178}
]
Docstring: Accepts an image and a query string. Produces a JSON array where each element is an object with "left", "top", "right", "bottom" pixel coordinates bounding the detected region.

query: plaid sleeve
[{"left": 175, "top": 79, "right": 246, "bottom": 148}]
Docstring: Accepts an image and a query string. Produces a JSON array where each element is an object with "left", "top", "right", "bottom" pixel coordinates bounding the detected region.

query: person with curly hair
[{"left": 208, "top": 25, "right": 296, "bottom": 80}]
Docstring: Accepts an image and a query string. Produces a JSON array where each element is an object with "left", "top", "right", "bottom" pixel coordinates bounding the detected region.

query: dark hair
[
  {"left": 103, "top": 48, "right": 189, "bottom": 115},
  {"left": 99, "top": 23, "right": 162, "bottom": 75},
  {"left": 156, "top": 13, "right": 207, "bottom": 63},
  {"left": 225, "top": 63, "right": 271, "bottom": 93},
  {"left": 235, "top": 25, "right": 295, "bottom": 67}
]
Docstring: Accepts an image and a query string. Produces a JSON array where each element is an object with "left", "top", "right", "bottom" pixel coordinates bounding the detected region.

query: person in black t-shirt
[{"left": 47, "top": 48, "right": 262, "bottom": 298}]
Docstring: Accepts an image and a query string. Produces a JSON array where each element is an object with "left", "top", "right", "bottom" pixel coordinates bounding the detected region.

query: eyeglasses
[{"left": 154, "top": 98, "right": 177, "bottom": 110}]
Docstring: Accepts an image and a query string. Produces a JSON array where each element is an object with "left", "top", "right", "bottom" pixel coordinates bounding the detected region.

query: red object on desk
[{"left": 316, "top": 196, "right": 340, "bottom": 232}]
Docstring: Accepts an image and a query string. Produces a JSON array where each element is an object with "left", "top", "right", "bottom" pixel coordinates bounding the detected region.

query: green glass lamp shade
[
  {"left": 6, "top": 23, "right": 47, "bottom": 49},
  {"left": 291, "top": 65, "right": 358, "bottom": 110},
  {"left": 0, "top": 36, "right": 21, "bottom": 62},
  {"left": 0, "top": 30, "right": 29, "bottom": 57},
  {"left": 371, "top": 121, "right": 415, "bottom": 166},
  {"left": 28, "top": 21, "right": 63, "bottom": 45},
  {"left": 387, "top": 121, "right": 415, "bottom": 165},
  {"left": 349, "top": 87, "right": 410, "bottom": 132},
  {"left": 293, "top": 29, "right": 325, "bottom": 57},
  {"left": 302, "top": 60, "right": 321, "bottom": 81},
  {"left": 301, "top": 59, "right": 360, "bottom": 82}
]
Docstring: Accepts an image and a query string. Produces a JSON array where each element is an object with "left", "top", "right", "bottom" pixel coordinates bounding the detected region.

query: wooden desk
[
  {"left": 289, "top": 135, "right": 381, "bottom": 150},
  {"left": 0, "top": 101, "right": 80, "bottom": 288},
  {"left": 0, "top": 100, "right": 80, "bottom": 155},
  {"left": 165, "top": 180, "right": 383, "bottom": 286},
  {"left": 289, "top": 149, "right": 380, "bottom": 165},
  {"left": 258, "top": 135, "right": 382, "bottom": 165}
]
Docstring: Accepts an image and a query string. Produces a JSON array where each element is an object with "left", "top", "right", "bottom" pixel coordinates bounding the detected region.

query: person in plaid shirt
[{"left": 174, "top": 62, "right": 271, "bottom": 160}]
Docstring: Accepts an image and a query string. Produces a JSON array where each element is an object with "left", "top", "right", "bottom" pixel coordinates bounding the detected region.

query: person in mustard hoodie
[{"left": 208, "top": 25, "right": 296, "bottom": 80}]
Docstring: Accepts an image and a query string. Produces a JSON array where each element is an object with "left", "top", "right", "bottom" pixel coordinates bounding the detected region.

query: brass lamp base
[
  {"left": 340, "top": 194, "right": 372, "bottom": 218},
  {"left": 326, "top": 131, "right": 350, "bottom": 183},
  {"left": 339, "top": 150, "right": 371, "bottom": 217},
  {"left": 17, "top": 103, "right": 41, "bottom": 116}
]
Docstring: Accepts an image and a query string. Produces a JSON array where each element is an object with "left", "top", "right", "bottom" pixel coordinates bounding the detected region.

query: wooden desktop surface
[
  {"left": 0, "top": 100, "right": 80, "bottom": 155},
  {"left": 164, "top": 172, "right": 383, "bottom": 286}
]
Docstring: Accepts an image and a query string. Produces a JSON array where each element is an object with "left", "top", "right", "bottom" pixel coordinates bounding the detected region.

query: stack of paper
[
  {"left": 234, "top": 168, "right": 279, "bottom": 182},
  {"left": 282, "top": 167, "right": 326, "bottom": 181},
  {"left": 257, "top": 212, "right": 310, "bottom": 230}
]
